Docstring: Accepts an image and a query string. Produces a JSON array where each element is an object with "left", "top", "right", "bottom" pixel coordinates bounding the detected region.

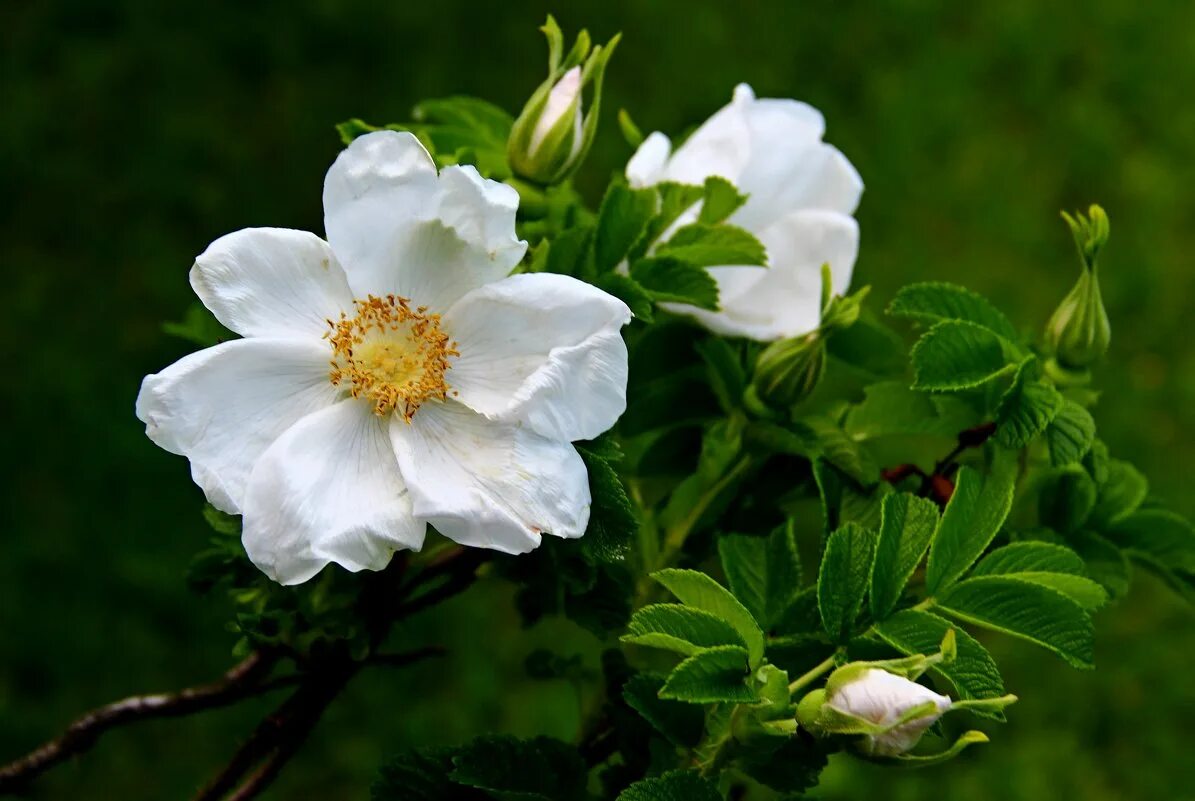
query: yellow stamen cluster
[{"left": 327, "top": 294, "right": 458, "bottom": 421}]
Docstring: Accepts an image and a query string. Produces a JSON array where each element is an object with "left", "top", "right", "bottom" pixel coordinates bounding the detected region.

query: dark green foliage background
[{"left": 2, "top": 1, "right": 1192, "bottom": 798}]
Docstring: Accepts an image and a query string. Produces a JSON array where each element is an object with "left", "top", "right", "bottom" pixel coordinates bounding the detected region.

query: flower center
[{"left": 326, "top": 295, "right": 458, "bottom": 421}]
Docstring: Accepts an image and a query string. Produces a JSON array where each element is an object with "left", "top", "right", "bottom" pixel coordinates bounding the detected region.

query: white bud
[
  {"left": 528, "top": 66, "right": 583, "bottom": 159},
  {"left": 826, "top": 668, "right": 952, "bottom": 756}
]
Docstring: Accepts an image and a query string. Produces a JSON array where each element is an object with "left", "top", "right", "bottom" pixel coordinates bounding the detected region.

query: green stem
[{"left": 787, "top": 653, "right": 838, "bottom": 695}]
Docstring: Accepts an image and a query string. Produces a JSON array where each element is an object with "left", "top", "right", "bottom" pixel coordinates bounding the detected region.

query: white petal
[
  {"left": 135, "top": 338, "right": 341, "bottom": 513},
  {"left": 322, "top": 130, "right": 439, "bottom": 294},
  {"left": 190, "top": 227, "right": 354, "bottom": 339},
  {"left": 444, "top": 273, "right": 631, "bottom": 441},
  {"left": 830, "top": 668, "right": 951, "bottom": 756},
  {"left": 664, "top": 209, "right": 858, "bottom": 341},
  {"left": 391, "top": 401, "right": 590, "bottom": 554},
  {"left": 661, "top": 86, "right": 753, "bottom": 185},
  {"left": 733, "top": 143, "right": 863, "bottom": 230},
  {"left": 626, "top": 132, "right": 672, "bottom": 188},
  {"left": 242, "top": 399, "right": 425, "bottom": 585},
  {"left": 323, "top": 131, "right": 526, "bottom": 310}
]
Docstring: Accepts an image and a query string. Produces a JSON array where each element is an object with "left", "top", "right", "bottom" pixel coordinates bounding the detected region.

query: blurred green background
[{"left": 3, "top": 1, "right": 1193, "bottom": 798}]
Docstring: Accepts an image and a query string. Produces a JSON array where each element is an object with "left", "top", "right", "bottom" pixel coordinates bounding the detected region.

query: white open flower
[
  {"left": 626, "top": 83, "right": 862, "bottom": 341},
  {"left": 137, "top": 131, "right": 632, "bottom": 585},
  {"left": 826, "top": 668, "right": 952, "bottom": 757}
]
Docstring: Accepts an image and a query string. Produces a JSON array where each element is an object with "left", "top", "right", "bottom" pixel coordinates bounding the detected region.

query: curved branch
[{"left": 0, "top": 651, "right": 291, "bottom": 791}]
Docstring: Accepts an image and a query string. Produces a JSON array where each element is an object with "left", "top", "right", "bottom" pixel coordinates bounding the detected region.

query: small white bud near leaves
[{"left": 825, "top": 668, "right": 952, "bottom": 757}]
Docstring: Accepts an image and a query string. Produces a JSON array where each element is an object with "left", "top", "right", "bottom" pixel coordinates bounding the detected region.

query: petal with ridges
[
  {"left": 391, "top": 401, "right": 590, "bottom": 554},
  {"left": 444, "top": 273, "right": 631, "bottom": 442},
  {"left": 136, "top": 338, "right": 341, "bottom": 513},
  {"left": 242, "top": 399, "right": 424, "bottom": 585},
  {"left": 190, "top": 227, "right": 354, "bottom": 340}
]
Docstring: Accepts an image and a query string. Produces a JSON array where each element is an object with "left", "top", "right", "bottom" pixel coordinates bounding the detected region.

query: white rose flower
[
  {"left": 625, "top": 83, "right": 863, "bottom": 341},
  {"left": 826, "top": 668, "right": 952, "bottom": 757},
  {"left": 137, "top": 131, "right": 632, "bottom": 585}
]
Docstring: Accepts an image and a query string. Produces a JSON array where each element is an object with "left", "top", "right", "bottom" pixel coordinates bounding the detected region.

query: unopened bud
[
  {"left": 752, "top": 333, "right": 826, "bottom": 410},
  {"left": 800, "top": 668, "right": 951, "bottom": 757},
  {"left": 1045, "top": 205, "right": 1112, "bottom": 372},
  {"left": 507, "top": 17, "right": 618, "bottom": 185}
]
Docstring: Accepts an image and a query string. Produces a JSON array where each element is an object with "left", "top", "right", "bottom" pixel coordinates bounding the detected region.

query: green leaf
[
  {"left": 818, "top": 522, "right": 877, "bottom": 643},
  {"left": 695, "top": 337, "right": 745, "bottom": 414},
  {"left": 616, "top": 771, "right": 722, "bottom": 801},
  {"left": 622, "top": 604, "right": 747, "bottom": 656},
  {"left": 652, "top": 569, "right": 765, "bottom": 667},
  {"left": 449, "top": 735, "right": 587, "bottom": 801},
  {"left": 1038, "top": 465, "right": 1098, "bottom": 534},
  {"left": 973, "top": 542, "right": 1107, "bottom": 609},
  {"left": 873, "top": 609, "right": 1007, "bottom": 719},
  {"left": 655, "top": 223, "right": 767, "bottom": 267},
  {"left": 1070, "top": 530, "right": 1131, "bottom": 600},
  {"left": 372, "top": 747, "right": 487, "bottom": 801},
  {"left": 575, "top": 439, "right": 637, "bottom": 563},
  {"left": 697, "top": 176, "right": 747, "bottom": 225},
  {"left": 844, "top": 381, "right": 980, "bottom": 440},
  {"left": 788, "top": 416, "right": 881, "bottom": 484},
  {"left": 1105, "top": 510, "right": 1195, "bottom": 575},
  {"left": 888, "top": 282, "right": 1019, "bottom": 341},
  {"left": 925, "top": 456, "right": 1017, "bottom": 595},
  {"left": 202, "top": 503, "right": 240, "bottom": 535},
  {"left": 630, "top": 182, "right": 704, "bottom": 260},
  {"left": 995, "top": 360, "right": 1063, "bottom": 448},
  {"left": 595, "top": 272, "right": 654, "bottom": 322},
  {"left": 869, "top": 493, "right": 941, "bottom": 619},
  {"left": 910, "top": 320, "right": 1014, "bottom": 391},
  {"left": 659, "top": 645, "right": 757, "bottom": 703},
  {"left": 825, "top": 308, "right": 908, "bottom": 379},
  {"left": 1089, "top": 460, "right": 1148, "bottom": 527},
  {"left": 718, "top": 521, "right": 803, "bottom": 629},
  {"left": 631, "top": 257, "right": 719, "bottom": 310},
  {"left": 545, "top": 225, "right": 594, "bottom": 278},
  {"left": 595, "top": 183, "right": 658, "bottom": 272},
  {"left": 936, "top": 576, "right": 1095, "bottom": 668},
  {"left": 735, "top": 734, "right": 828, "bottom": 794},
  {"left": 1047, "top": 399, "right": 1097, "bottom": 466},
  {"left": 621, "top": 674, "right": 705, "bottom": 748},
  {"left": 972, "top": 541, "right": 1087, "bottom": 576}
]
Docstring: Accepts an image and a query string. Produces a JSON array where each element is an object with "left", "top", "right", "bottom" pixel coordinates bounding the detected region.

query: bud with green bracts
[
  {"left": 507, "top": 16, "right": 619, "bottom": 185},
  {"left": 748, "top": 265, "right": 869, "bottom": 411},
  {"left": 1045, "top": 204, "right": 1112, "bottom": 375},
  {"left": 794, "top": 630, "right": 1016, "bottom": 763}
]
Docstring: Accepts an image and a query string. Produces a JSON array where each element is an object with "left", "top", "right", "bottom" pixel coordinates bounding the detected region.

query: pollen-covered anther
[{"left": 326, "top": 294, "right": 458, "bottom": 421}]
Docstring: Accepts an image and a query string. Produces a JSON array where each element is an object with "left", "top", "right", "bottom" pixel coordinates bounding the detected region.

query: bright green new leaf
[
  {"left": 869, "top": 493, "right": 941, "bottom": 619},
  {"left": 658, "top": 644, "right": 758, "bottom": 703},
  {"left": 629, "top": 182, "right": 704, "bottom": 261},
  {"left": 973, "top": 542, "right": 1107, "bottom": 608},
  {"left": 936, "top": 576, "right": 1095, "bottom": 669},
  {"left": 995, "top": 359, "right": 1063, "bottom": 448},
  {"left": 910, "top": 320, "right": 1015, "bottom": 391},
  {"left": 630, "top": 257, "right": 719, "bottom": 310},
  {"left": 622, "top": 604, "right": 747, "bottom": 656},
  {"left": 818, "top": 522, "right": 877, "bottom": 643},
  {"left": 616, "top": 770, "right": 722, "bottom": 801},
  {"left": 888, "top": 281, "right": 1019, "bottom": 341},
  {"left": 594, "top": 183, "right": 658, "bottom": 272},
  {"left": 926, "top": 456, "right": 1017, "bottom": 595},
  {"left": 873, "top": 609, "right": 1008, "bottom": 719},
  {"left": 697, "top": 176, "right": 747, "bottom": 225},
  {"left": 1047, "top": 399, "right": 1097, "bottom": 466},
  {"left": 595, "top": 272, "right": 654, "bottom": 322},
  {"left": 654, "top": 223, "right": 767, "bottom": 267},
  {"left": 652, "top": 569, "right": 765, "bottom": 667}
]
